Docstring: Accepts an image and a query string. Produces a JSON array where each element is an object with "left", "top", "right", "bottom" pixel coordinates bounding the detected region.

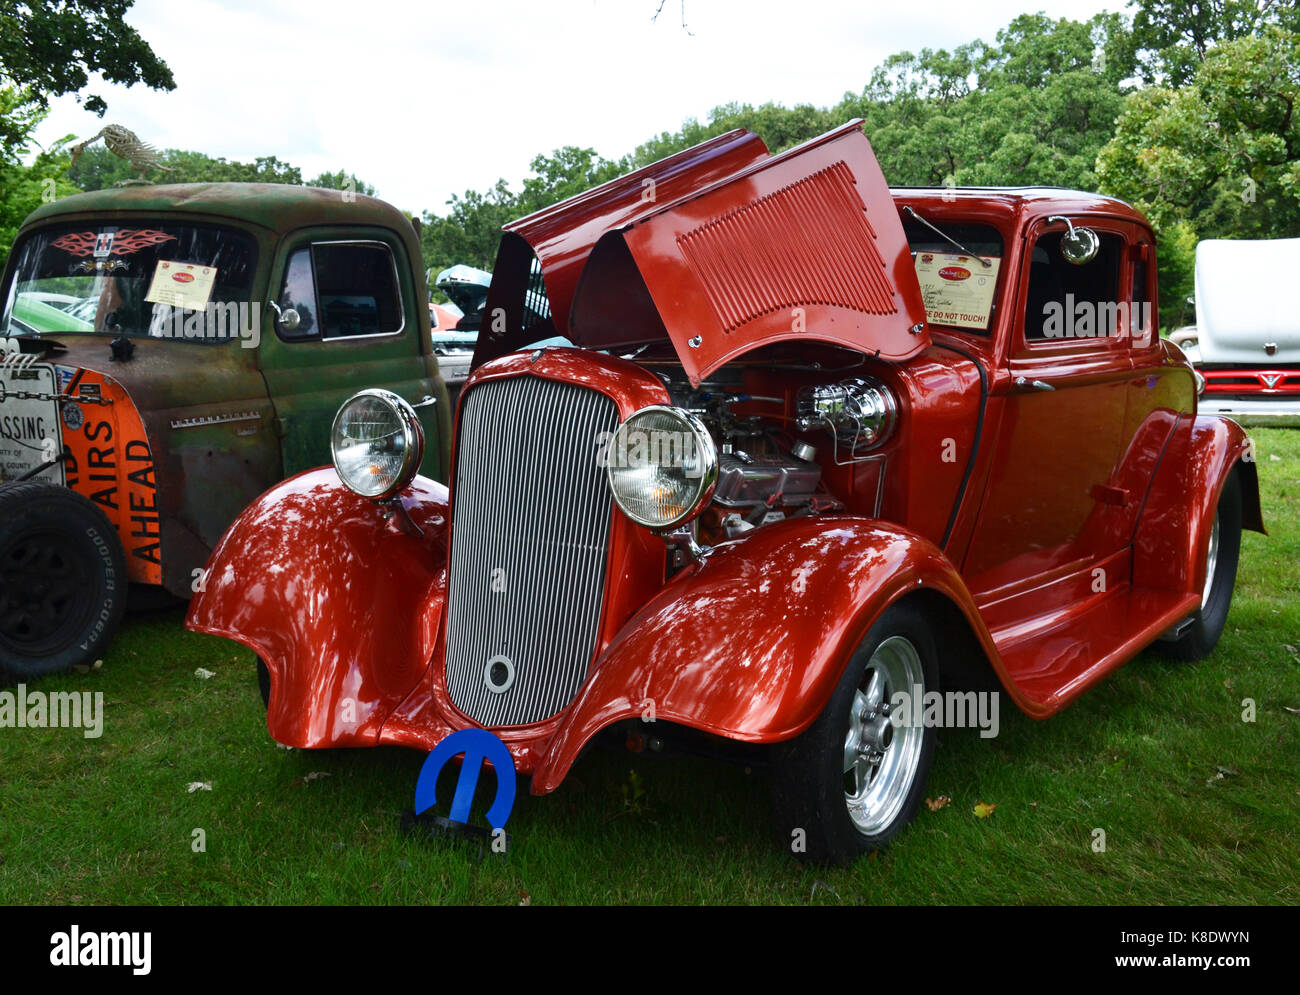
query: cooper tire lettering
[{"left": 0, "top": 482, "right": 128, "bottom": 682}]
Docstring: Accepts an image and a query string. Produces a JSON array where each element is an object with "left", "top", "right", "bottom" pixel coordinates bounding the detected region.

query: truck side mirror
[
  {"left": 1047, "top": 216, "right": 1099, "bottom": 265},
  {"left": 267, "top": 299, "right": 301, "bottom": 332}
]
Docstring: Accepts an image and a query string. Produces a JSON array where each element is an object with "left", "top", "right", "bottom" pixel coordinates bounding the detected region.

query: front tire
[
  {"left": 772, "top": 600, "right": 939, "bottom": 864},
  {"left": 1159, "top": 469, "right": 1242, "bottom": 661},
  {"left": 0, "top": 482, "right": 128, "bottom": 682}
]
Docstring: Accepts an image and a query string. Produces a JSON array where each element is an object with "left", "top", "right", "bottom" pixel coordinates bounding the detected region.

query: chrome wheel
[
  {"left": 1201, "top": 512, "right": 1220, "bottom": 610},
  {"left": 842, "top": 634, "right": 926, "bottom": 836}
]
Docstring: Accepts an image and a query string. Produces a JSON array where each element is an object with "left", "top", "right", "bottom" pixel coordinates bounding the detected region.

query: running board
[{"left": 997, "top": 585, "right": 1201, "bottom": 712}]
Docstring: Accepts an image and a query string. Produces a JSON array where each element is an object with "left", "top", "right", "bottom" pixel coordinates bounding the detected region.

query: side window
[
  {"left": 314, "top": 242, "right": 403, "bottom": 338},
  {"left": 274, "top": 240, "right": 404, "bottom": 342},
  {"left": 1130, "top": 247, "right": 1154, "bottom": 348},
  {"left": 1023, "top": 230, "right": 1124, "bottom": 344},
  {"left": 277, "top": 247, "right": 317, "bottom": 339}
]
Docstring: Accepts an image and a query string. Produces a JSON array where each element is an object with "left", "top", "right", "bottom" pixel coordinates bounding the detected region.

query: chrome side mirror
[
  {"left": 267, "top": 299, "right": 301, "bottom": 332},
  {"left": 1047, "top": 216, "right": 1100, "bottom": 265}
]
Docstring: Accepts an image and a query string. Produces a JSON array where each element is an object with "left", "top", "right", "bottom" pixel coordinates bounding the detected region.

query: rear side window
[
  {"left": 275, "top": 240, "right": 404, "bottom": 341},
  {"left": 1024, "top": 231, "right": 1124, "bottom": 342},
  {"left": 1130, "top": 248, "right": 1154, "bottom": 347}
]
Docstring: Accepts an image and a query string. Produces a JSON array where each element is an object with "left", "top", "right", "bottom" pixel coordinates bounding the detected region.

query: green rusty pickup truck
[{"left": 0, "top": 183, "right": 452, "bottom": 681}]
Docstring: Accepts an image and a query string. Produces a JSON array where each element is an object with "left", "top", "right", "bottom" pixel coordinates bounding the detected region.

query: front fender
[
  {"left": 185, "top": 468, "right": 449, "bottom": 748},
  {"left": 532, "top": 516, "right": 1002, "bottom": 793}
]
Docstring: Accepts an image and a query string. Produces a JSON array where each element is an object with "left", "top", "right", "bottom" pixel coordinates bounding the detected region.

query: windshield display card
[
  {"left": 913, "top": 252, "right": 1001, "bottom": 330},
  {"left": 144, "top": 260, "right": 218, "bottom": 311},
  {"left": 0, "top": 359, "right": 64, "bottom": 486}
]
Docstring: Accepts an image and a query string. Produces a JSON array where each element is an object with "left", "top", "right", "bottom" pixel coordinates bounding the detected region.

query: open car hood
[
  {"left": 476, "top": 121, "right": 929, "bottom": 385},
  {"left": 434, "top": 264, "right": 492, "bottom": 328}
]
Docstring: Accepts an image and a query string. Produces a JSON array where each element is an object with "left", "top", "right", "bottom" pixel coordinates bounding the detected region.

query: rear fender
[
  {"left": 1133, "top": 414, "right": 1263, "bottom": 595},
  {"left": 532, "top": 516, "right": 1007, "bottom": 793},
  {"left": 185, "top": 468, "right": 448, "bottom": 747}
]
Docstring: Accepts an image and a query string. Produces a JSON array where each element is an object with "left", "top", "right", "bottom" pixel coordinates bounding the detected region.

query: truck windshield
[{"left": 1, "top": 221, "right": 257, "bottom": 344}]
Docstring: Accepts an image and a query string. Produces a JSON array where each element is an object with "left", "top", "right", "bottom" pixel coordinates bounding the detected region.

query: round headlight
[
  {"left": 331, "top": 388, "right": 424, "bottom": 499},
  {"left": 605, "top": 405, "right": 718, "bottom": 530}
]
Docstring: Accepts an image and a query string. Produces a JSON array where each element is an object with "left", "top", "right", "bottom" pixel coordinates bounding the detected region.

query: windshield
[
  {"left": 902, "top": 218, "right": 1005, "bottom": 334},
  {"left": 1, "top": 221, "right": 258, "bottom": 344}
]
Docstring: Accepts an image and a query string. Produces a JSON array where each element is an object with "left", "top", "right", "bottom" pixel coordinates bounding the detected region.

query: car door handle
[{"left": 1014, "top": 376, "right": 1056, "bottom": 392}]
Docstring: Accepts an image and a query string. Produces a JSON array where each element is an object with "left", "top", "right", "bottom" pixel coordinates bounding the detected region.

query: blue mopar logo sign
[{"left": 414, "top": 728, "right": 517, "bottom": 832}]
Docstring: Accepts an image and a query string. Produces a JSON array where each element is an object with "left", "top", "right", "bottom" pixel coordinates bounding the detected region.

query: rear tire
[
  {"left": 772, "top": 600, "right": 939, "bottom": 865},
  {"left": 0, "top": 482, "right": 127, "bottom": 682},
  {"left": 1159, "top": 469, "right": 1242, "bottom": 661}
]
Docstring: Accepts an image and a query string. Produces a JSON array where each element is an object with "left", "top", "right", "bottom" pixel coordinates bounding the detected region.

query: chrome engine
[
  {"left": 795, "top": 376, "right": 897, "bottom": 463},
  {"left": 656, "top": 370, "right": 863, "bottom": 541}
]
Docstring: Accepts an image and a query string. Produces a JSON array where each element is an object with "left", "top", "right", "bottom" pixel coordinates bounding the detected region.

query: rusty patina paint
[
  {"left": 23, "top": 183, "right": 420, "bottom": 240},
  {"left": 2, "top": 183, "right": 451, "bottom": 597}
]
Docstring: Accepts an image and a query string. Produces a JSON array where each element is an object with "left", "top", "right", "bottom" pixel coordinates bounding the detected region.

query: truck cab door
[{"left": 257, "top": 229, "right": 449, "bottom": 480}]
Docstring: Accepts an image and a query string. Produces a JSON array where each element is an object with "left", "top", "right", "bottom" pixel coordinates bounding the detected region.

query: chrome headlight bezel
[
  {"left": 605, "top": 404, "right": 719, "bottom": 531},
  {"left": 330, "top": 388, "right": 425, "bottom": 500}
]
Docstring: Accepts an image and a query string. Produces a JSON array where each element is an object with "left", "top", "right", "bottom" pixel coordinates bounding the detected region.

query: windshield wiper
[{"left": 902, "top": 206, "right": 993, "bottom": 268}]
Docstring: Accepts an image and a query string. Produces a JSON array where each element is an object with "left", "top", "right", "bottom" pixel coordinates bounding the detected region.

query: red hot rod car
[{"left": 188, "top": 121, "right": 1263, "bottom": 863}]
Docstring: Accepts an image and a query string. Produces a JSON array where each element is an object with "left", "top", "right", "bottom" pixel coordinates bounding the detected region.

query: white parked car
[{"left": 1176, "top": 238, "right": 1300, "bottom": 425}]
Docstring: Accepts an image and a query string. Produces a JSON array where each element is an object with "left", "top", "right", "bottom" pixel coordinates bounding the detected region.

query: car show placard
[
  {"left": 145, "top": 260, "right": 218, "bottom": 311},
  {"left": 913, "top": 251, "right": 1001, "bottom": 330}
]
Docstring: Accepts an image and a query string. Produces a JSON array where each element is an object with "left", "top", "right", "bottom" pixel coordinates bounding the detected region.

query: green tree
[
  {"left": 1098, "top": 26, "right": 1300, "bottom": 328},
  {"left": 421, "top": 179, "right": 519, "bottom": 278},
  {"left": 1130, "top": 0, "right": 1300, "bottom": 84},
  {"left": 621, "top": 13, "right": 1135, "bottom": 191},
  {"left": 67, "top": 148, "right": 309, "bottom": 189},
  {"left": 0, "top": 92, "right": 79, "bottom": 271},
  {"left": 624, "top": 101, "right": 832, "bottom": 170},
  {"left": 0, "top": 0, "right": 173, "bottom": 157},
  {"left": 0, "top": 81, "right": 45, "bottom": 164},
  {"left": 65, "top": 141, "right": 135, "bottom": 189},
  {"left": 1098, "top": 36, "right": 1300, "bottom": 220},
  {"left": 419, "top": 150, "right": 624, "bottom": 278},
  {"left": 308, "top": 170, "right": 376, "bottom": 196},
  {"left": 164, "top": 150, "right": 303, "bottom": 184},
  {"left": 843, "top": 12, "right": 1136, "bottom": 189},
  {"left": 518, "top": 146, "right": 622, "bottom": 213}
]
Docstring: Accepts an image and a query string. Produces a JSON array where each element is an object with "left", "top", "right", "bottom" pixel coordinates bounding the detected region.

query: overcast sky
[{"left": 33, "top": 0, "right": 1120, "bottom": 216}]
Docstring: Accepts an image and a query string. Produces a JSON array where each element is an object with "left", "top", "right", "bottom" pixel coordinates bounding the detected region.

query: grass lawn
[{"left": 2, "top": 430, "right": 1297, "bottom": 906}]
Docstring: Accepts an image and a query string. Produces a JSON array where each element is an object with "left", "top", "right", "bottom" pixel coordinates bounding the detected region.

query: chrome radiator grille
[{"left": 444, "top": 375, "right": 620, "bottom": 726}]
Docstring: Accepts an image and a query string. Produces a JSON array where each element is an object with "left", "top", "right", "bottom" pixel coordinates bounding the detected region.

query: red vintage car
[{"left": 187, "top": 121, "right": 1263, "bottom": 863}]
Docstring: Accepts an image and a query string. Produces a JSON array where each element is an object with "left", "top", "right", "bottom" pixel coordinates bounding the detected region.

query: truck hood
[
  {"left": 4, "top": 335, "right": 266, "bottom": 413},
  {"left": 1195, "top": 238, "right": 1300, "bottom": 365},
  {"left": 476, "top": 121, "right": 929, "bottom": 385}
]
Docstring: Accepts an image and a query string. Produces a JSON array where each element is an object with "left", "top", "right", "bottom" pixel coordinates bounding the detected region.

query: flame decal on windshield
[{"left": 50, "top": 229, "right": 177, "bottom": 258}]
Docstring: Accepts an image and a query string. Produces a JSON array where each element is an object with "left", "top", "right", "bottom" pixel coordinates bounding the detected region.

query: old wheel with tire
[
  {"left": 772, "top": 600, "right": 939, "bottom": 864},
  {"left": 1159, "top": 469, "right": 1242, "bottom": 661},
  {"left": 0, "top": 481, "right": 127, "bottom": 682}
]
